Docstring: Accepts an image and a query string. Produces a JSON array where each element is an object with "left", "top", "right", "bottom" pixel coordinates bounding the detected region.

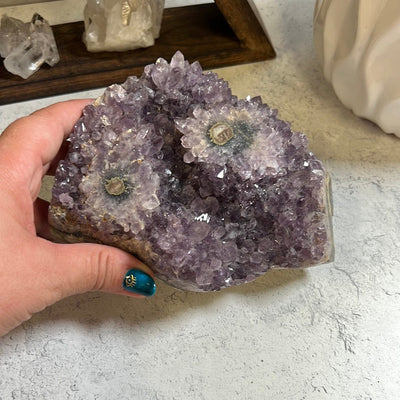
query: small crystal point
[
  {"left": 0, "top": 15, "right": 29, "bottom": 58},
  {"left": 49, "top": 52, "right": 334, "bottom": 292},
  {"left": 0, "top": 13, "right": 59, "bottom": 79}
]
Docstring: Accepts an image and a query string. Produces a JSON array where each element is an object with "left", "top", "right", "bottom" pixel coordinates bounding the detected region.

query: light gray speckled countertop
[{"left": 1, "top": 1, "right": 400, "bottom": 399}]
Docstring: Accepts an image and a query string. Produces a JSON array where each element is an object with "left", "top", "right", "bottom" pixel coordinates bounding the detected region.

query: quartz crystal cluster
[
  {"left": 0, "top": 14, "right": 59, "bottom": 79},
  {"left": 49, "top": 52, "right": 333, "bottom": 292},
  {"left": 83, "top": 0, "right": 165, "bottom": 52}
]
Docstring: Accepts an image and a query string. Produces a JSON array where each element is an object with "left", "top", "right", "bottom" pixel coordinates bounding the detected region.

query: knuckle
[{"left": 87, "top": 248, "right": 117, "bottom": 292}]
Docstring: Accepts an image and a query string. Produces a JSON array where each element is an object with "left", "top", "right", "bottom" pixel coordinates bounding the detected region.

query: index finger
[
  {"left": 0, "top": 99, "right": 92, "bottom": 198},
  {"left": 0, "top": 99, "right": 92, "bottom": 169}
]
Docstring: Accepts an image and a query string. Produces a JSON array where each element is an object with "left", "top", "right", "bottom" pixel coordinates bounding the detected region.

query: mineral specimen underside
[{"left": 49, "top": 51, "right": 333, "bottom": 292}]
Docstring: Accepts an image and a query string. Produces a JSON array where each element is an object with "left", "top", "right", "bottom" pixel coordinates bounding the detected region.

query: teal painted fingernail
[{"left": 123, "top": 269, "right": 156, "bottom": 297}]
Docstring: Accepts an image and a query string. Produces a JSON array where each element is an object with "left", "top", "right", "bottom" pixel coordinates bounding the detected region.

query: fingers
[
  {"left": 33, "top": 202, "right": 156, "bottom": 300},
  {"left": 38, "top": 240, "right": 156, "bottom": 302},
  {"left": 33, "top": 198, "right": 157, "bottom": 300},
  {"left": 0, "top": 236, "right": 156, "bottom": 337},
  {"left": 0, "top": 99, "right": 91, "bottom": 166},
  {"left": 0, "top": 99, "right": 92, "bottom": 199}
]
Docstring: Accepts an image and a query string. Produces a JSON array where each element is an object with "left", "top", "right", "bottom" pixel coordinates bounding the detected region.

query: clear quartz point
[
  {"left": 83, "top": 0, "right": 165, "bottom": 52},
  {"left": 0, "top": 13, "right": 59, "bottom": 79}
]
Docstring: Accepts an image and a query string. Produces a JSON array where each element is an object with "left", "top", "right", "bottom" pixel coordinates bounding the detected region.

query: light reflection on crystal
[{"left": 195, "top": 213, "right": 211, "bottom": 224}]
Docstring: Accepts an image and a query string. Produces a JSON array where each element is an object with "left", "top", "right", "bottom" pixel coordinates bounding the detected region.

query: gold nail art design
[{"left": 125, "top": 274, "right": 137, "bottom": 287}]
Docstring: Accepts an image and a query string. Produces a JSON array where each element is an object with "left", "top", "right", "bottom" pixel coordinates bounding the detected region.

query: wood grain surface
[{"left": 0, "top": 2, "right": 275, "bottom": 105}]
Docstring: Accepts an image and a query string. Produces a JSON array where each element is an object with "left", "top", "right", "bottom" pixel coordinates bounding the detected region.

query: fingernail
[{"left": 123, "top": 269, "right": 156, "bottom": 297}]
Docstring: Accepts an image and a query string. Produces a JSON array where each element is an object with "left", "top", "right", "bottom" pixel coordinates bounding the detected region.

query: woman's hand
[{"left": 0, "top": 100, "right": 155, "bottom": 337}]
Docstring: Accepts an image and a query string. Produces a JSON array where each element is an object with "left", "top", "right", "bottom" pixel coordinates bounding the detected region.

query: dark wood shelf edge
[{"left": 0, "top": 3, "right": 275, "bottom": 105}]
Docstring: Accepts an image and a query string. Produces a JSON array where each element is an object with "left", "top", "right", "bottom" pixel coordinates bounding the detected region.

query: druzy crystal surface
[
  {"left": 0, "top": 14, "right": 59, "bottom": 79},
  {"left": 83, "top": 0, "right": 165, "bottom": 52},
  {"left": 49, "top": 52, "right": 333, "bottom": 292}
]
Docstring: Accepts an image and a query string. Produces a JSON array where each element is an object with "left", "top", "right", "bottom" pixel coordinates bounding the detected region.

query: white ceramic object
[{"left": 314, "top": 0, "right": 400, "bottom": 137}]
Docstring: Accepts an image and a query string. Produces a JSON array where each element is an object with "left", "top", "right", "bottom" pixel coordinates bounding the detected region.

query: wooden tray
[{"left": 0, "top": 0, "right": 275, "bottom": 105}]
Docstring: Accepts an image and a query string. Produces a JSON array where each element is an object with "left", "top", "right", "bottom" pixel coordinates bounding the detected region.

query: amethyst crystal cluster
[{"left": 49, "top": 52, "right": 333, "bottom": 291}]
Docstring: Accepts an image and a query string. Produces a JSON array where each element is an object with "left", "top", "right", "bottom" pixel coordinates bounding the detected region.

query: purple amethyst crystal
[{"left": 49, "top": 52, "right": 333, "bottom": 292}]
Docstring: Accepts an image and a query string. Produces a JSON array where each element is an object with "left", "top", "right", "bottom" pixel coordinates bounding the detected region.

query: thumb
[
  {"left": 41, "top": 240, "right": 156, "bottom": 301},
  {"left": 0, "top": 238, "right": 156, "bottom": 337}
]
